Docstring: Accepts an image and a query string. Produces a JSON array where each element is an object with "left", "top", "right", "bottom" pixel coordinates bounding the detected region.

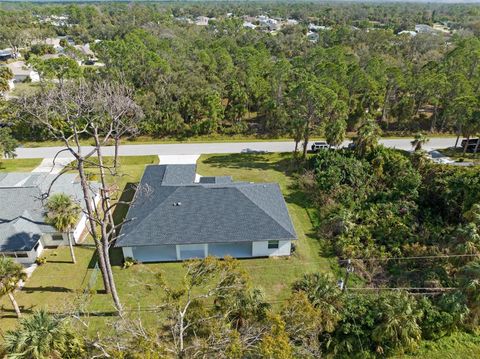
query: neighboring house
[
  {"left": 0, "top": 173, "right": 99, "bottom": 264},
  {"left": 0, "top": 48, "right": 15, "bottom": 61},
  {"left": 195, "top": 16, "right": 210, "bottom": 26},
  {"left": 116, "top": 165, "right": 297, "bottom": 263},
  {"left": 415, "top": 24, "right": 436, "bottom": 34},
  {"left": 243, "top": 21, "right": 257, "bottom": 30},
  {"left": 6, "top": 61, "right": 40, "bottom": 83},
  {"left": 398, "top": 30, "right": 417, "bottom": 36}
]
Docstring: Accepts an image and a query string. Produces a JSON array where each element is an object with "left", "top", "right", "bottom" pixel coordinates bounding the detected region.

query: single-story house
[
  {"left": 0, "top": 173, "right": 99, "bottom": 264},
  {"left": 116, "top": 165, "right": 297, "bottom": 262},
  {"left": 5, "top": 61, "right": 40, "bottom": 83}
]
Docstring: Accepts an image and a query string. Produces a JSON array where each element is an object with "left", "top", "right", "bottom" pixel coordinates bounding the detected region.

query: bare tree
[
  {"left": 16, "top": 80, "right": 143, "bottom": 314},
  {"left": 94, "top": 81, "right": 143, "bottom": 172}
]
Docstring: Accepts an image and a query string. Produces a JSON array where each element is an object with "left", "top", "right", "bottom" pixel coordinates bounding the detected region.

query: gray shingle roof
[
  {"left": 0, "top": 173, "right": 98, "bottom": 252},
  {"left": 199, "top": 176, "right": 233, "bottom": 184},
  {"left": 116, "top": 165, "right": 297, "bottom": 247}
]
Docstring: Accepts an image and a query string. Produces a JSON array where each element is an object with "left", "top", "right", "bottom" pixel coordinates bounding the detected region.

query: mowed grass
[
  {"left": 0, "top": 158, "right": 41, "bottom": 172},
  {"left": 439, "top": 147, "right": 480, "bottom": 165},
  {"left": 87, "top": 153, "right": 331, "bottom": 317},
  {"left": 1, "top": 153, "right": 330, "bottom": 333},
  {"left": 0, "top": 156, "right": 158, "bottom": 332},
  {"left": 83, "top": 152, "right": 332, "bottom": 333}
]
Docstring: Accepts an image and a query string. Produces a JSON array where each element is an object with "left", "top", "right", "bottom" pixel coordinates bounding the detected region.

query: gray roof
[
  {"left": 0, "top": 173, "right": 97, "bottom": 252},
  {"left": 116, "top": 165, "right": 297, "bottom": 247},
  {"left": 199, "top": 176, "right": 232, "bottom": 184}
]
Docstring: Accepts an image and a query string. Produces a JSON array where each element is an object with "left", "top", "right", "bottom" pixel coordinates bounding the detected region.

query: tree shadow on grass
[
  {"left": 85, "top": 182, "right": 137, "bottom": 270},
  {"left": 22, "top": 286, "right": 73, "bottom": 293},
  {"left": 47, "top": 260, "right": 74, "bottom": 264},
  {"left": 0, "top": 306, "right": 34, "bottom": 319}
]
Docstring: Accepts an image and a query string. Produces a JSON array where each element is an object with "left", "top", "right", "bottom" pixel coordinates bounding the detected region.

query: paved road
[{"left": 15, "top": 138, "right": 458, "bottom": 159}]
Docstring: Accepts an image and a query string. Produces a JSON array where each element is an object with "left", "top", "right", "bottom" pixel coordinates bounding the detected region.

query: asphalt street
[{"left": 15, "top": 137, "right": 458, "bottom": 159}]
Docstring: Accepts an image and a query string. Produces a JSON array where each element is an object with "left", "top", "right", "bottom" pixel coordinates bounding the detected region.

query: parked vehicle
[
  {"left": 460, "top": 138, "right": 479, "bottom": 152},
  {"left": 311, "top": 141, "right": 329, "bottom": 152}
]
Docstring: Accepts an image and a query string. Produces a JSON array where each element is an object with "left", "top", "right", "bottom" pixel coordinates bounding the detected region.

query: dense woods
[{"left": 1, "top": 2, "right": 480, "bottom": 144}]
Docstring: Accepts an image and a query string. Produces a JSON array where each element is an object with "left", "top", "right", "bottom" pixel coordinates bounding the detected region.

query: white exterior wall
[
  {"left": 122, "top": 247, "right": 133, "bottom": 259},
  {"left": 7, "top": 240, "right": 43, "bottom": 265},
  {"left": 73, "top": 192, "right": 101, "bottom": 243},
  {"left": 73, "top": 214, "right": 87, "bottom": 243},
  {"left": 252, "top": 240, "right": 292, "bottom": 257},
  {"left": 41, "top": 233, "right": 68, "bottom": 247},
  {"left": 30, "top": 71, "right": 40, "bottom": 83}
]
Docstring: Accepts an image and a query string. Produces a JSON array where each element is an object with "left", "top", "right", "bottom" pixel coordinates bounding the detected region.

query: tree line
[{"left": 1, "top": 2, "right": 480, "bottom": 148}]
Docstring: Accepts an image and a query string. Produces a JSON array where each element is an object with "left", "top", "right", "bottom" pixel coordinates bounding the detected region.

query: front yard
[
  {"left": 0, "top": 153, "right": 332, "bottom": 332},
  {"left": 0, "top": 158, "right": 41, "bottom": 172}
]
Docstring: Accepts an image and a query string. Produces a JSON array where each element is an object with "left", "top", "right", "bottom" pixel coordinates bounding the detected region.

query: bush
[
  {"left": 123, "top": 256, "right": 138, "bottom": 269},
  {"left": 35, "top": 256, "right": 47, "bottom": 265}
]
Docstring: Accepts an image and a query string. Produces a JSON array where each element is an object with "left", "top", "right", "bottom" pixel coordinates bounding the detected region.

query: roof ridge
[{"left": 235, "top": 185, "right": 295, "bottom": 237}]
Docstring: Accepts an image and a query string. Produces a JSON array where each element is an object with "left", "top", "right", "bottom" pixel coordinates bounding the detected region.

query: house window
[
  {"left": 268, "top": 240, "right": 279, "bottom": 249},
  {"left": 15, "top": 252, "right": 29, "bottom": 258},
  {"left": 3, "top": 253, "right": 16, "bottom": 258},
  {"left": 52, "top": 234, "right": 64, "bottom": 241},
  {"left": 34, "top": 243, "right": 40, "bottom": 251}
]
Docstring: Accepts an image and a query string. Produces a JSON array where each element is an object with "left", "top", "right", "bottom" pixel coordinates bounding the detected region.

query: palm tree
[
  {"left": 3, "top": 310, "right": 84, "bottom": 359},
  {"left": 45, "top": 193, "right": 81, "bottom": 264},
  {"left": 411, "top": 132, "right": 429, "bottom": 151},
  {"left": 0, "top": 256, "right": 26, "bottom": 318},
  {"left": 353, "top": 116, "right": 382, "bottom": 157}
]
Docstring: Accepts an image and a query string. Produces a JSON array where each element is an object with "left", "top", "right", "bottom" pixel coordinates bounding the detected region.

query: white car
[{"left": 311, "top": 141, "right": 329, "bottom": 152}]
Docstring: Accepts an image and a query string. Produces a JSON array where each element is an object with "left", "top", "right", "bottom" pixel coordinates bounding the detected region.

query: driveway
[
  {"left": 31, "top": 157, "right": 74, "bottom": 174},
  {"left": 15, "top": 138, "right": 458, "bottom": 159}
]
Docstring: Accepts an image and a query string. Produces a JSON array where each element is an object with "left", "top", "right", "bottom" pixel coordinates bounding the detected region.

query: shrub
[
  {"left": 123, "top": 256, "right": 138, "bottom": 269},
  {"left": 35, "top": 256, "right": 47, "bottom": 265}
]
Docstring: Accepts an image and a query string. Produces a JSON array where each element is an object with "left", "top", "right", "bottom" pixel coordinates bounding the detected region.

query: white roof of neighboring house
[
  {"left": 398, "top": 30, "right": 417, "bottom": 36},
  {"left": 0, "top": 48, "right": 14, "bottom": 56},
  {"left": 243, "top": 21, "right": 256, "bottom": 29},
  {"left": 415, "top": 24, "right": 435, "bottom": 33}
]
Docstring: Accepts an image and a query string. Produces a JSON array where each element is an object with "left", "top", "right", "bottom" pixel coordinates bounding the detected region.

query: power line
[{"left": 338, "top": 253, "right": 479, "bottom": 262}]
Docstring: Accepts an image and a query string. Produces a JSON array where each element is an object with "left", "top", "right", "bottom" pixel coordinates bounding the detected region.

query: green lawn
[
  {"left": 87, "top": 153, "right": 332, "bottom": 320},
  {"left": 0, "top": 158, "right": 41, "bottom": 172},
  {"left": 0, "top": 152, "right": 331, "bottom": 333},
  {"left": 395, "top": 332, "right": 480, "bottom": 359},
  {"left": 0, "top": 156, "right": 158, "bottom": 331}
]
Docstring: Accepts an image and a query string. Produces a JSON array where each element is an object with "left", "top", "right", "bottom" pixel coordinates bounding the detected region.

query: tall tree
[{"left": 354, "top": 116, "right": 382, "bottom": 157}]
